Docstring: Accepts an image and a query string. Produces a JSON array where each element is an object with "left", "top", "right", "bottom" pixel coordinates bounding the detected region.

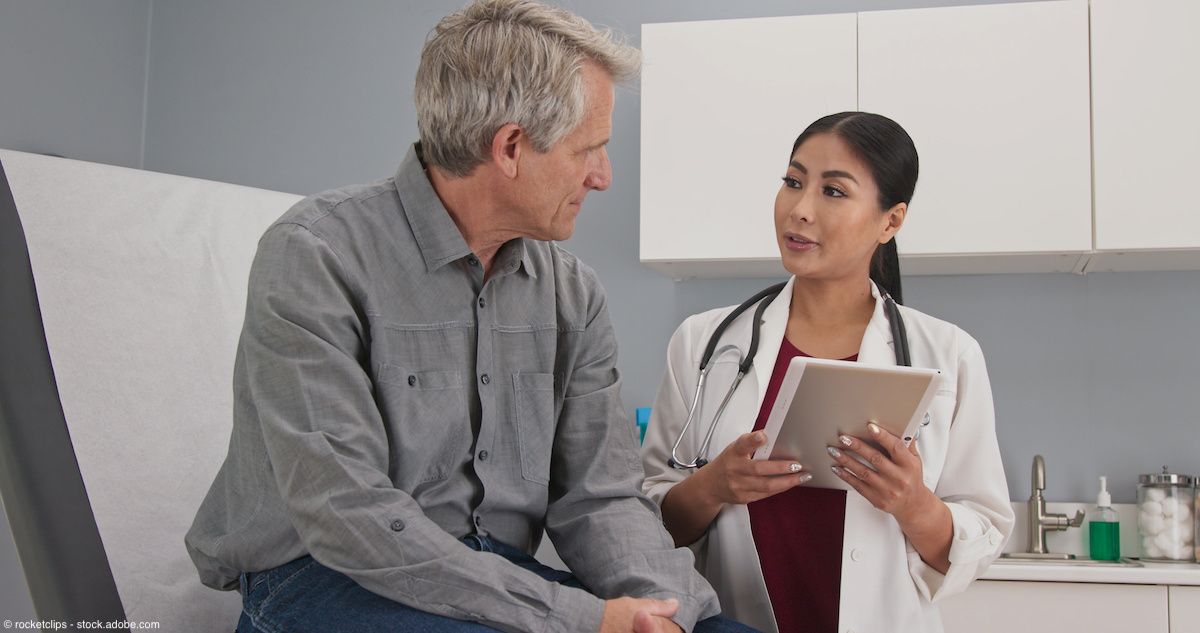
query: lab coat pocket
[
  {"left": 513, "top": 372, "right": 555, "bottom": 485},
  {"left": 919, "top": 390, "right": 957, "bottom": 489},
  {"left": 377, "top": 365, "right": 469, "bottom": 484}
]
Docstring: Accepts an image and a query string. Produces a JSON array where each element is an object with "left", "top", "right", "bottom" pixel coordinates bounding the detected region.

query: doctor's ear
[
  {"left": 490, "top": 123, "right": 524, "bottom": 179},
  {"left": 880, "top": 202, "right": 907, "bottom": 243}
]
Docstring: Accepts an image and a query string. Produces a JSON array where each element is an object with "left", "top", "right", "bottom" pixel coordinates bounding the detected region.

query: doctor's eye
[
  {"left": 823, "top": 185, "right": 846, "bottom": 198},
  {"left": 781, "top": 176, "right": 802, "bottom": 189}
]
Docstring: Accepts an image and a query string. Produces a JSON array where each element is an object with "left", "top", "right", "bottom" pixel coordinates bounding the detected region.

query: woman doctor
[{"left": 640, "top": 112, "right": 1014, "bottom": 633}]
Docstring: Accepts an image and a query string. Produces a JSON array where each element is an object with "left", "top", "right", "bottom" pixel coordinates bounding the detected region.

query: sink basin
[{"left": 996, "top": 556, "right": 1143, "bottom": 568}]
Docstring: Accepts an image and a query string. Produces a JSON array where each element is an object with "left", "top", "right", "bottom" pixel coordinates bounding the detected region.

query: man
[{"left": 185, "top": 1, "right": 754, "bottom": 632}]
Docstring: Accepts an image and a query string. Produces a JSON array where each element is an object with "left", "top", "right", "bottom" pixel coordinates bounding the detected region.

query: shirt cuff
[
  {"left": 545, "top": 583, "right": 605, "bottom": 633},
  {"left": 907, "top": 502, "right": 1004, "bottom": 603}
]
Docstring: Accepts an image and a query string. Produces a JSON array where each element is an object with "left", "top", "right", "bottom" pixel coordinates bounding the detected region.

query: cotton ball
[
  {"left": 1154, "top": 531, "right": 1177, "bottom": 553},
  {"left": 1169, "top": 542, "right": 1194, "bottom": 561},
  {"left": 1175, "top": 502, "right": 1192, "bottom": 523},
  {"left": 1161, "top": 496, "right": 1179, "bottom": 518},
  {"left": 1144, "top": 543, "right": 1164, "bottom": 559},
  {"left": 1140, "top": 512, "right": 1165, "bottom": 536},
  {"left": 1142, "top": 500, "right": 1164, "bottom": 516},
  {"left": 1145, "top": 488, "right": 1166, "bottom": 502}
]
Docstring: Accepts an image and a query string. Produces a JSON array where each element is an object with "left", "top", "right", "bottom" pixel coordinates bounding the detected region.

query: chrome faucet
[{"left": 1004, "top": 454, "right": 1085, "bottom": 560}]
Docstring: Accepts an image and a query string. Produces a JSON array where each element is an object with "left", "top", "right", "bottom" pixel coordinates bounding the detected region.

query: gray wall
[
  {"left": 1, "top": 0, "right": 1198, "bottom": 619},
  {"left": 141, "top": 0, "right": 1199, "bottom": 505},
  {"left": 0, "top": 0, "right": 152, "bottom": 621}
]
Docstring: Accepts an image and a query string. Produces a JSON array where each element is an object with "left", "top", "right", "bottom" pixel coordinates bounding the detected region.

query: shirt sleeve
[
  {"left": 241, "top": 223, "right": 604, "bottom": 633},
  {"left": 906, "top": 335, "right": 1015, "bottom": 602},
  {"left": 542, "top": 269, "right": 720, "bottom": 632}
]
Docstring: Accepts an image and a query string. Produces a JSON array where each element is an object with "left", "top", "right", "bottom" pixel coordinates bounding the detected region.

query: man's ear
[
  {"left": 491, "top": 123, "right": 524, "bottom": 179},
  {"left": 881, "top": 202, "right": 907, "bottom": 243}
]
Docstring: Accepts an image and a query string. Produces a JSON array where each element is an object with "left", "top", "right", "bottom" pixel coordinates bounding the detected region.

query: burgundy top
[{"left": 747, "top": 337, "right": 853, "bottom": 633}]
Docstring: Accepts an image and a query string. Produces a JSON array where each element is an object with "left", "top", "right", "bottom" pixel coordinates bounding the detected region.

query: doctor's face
[{"left": 774, "top": 133, "right": 901, "bottom": 282}]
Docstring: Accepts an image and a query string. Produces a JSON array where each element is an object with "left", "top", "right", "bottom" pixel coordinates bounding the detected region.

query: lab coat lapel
[
  {"left": 857, "top": 280, "right": 898, "bottom": 366},
  {"left": 751, "top": 276, "right": 795, "bottom": 411}
]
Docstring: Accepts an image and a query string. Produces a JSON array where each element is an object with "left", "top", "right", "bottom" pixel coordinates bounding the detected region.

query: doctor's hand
[
  {"left": 828, "top": 422, "right": 955, "bottom": 573},
  {"left": 600, "top": 597, "right": 682, "bottom": 633},
  {"left": 827, "top": 423, "right": 940, "bottom": 525},
  {"left": 699, "top": 431, "right": 813, "bottom": 506}
]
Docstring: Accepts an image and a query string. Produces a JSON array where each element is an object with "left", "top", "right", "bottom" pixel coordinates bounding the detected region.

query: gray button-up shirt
[{"left": 185, "top": 145, "right": 719, "bottom": 632}]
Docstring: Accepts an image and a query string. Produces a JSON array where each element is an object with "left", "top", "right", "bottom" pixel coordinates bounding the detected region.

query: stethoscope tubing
[{"left": 669, "top": 281, "right": 911, "bottom": 470}]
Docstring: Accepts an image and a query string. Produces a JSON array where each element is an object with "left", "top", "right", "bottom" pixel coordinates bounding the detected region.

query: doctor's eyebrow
[{"left": 789, "top": 161, "right": 859, "bottom": 184}]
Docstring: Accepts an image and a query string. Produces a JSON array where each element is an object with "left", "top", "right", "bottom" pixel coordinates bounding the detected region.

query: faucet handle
[{"left": 1068, "top": 509, "right": 1084, "bottom": 528}]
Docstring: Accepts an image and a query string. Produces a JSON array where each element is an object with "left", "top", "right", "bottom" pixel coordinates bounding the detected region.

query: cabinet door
[
  {"left": 1089, "top": 0, "right": 1200, "bottom": 269},
  {"left": 1171, "top": 586, "right": 1200, "bottom": 633},
  {"left": 940, "top": 580, "right": 1169, "bottom": 633},
  {"left": 640, "top": 14, "right": 857, "bottom": 278},
  {"left": 858, "top": 1, "right": 1092, "bottom": 273}
]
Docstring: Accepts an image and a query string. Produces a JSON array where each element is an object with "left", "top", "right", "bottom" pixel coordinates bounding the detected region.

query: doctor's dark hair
[{"left": 791, "top": 112, "right": 918, "bottom": 304}]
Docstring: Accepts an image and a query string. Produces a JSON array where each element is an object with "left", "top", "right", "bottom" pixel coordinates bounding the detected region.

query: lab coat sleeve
[
  {"left": 640, "top": 316, "right": 702, "bottom": 508},
  {"left": 907, "top": 334, "right": 1015, "bottom": 603}
]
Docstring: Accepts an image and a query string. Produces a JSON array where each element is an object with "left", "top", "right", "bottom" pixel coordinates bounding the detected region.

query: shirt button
[
  {"left": 480, "top": 373, "right": 490, "bottom": 385},
  {"left": 478, "top": 450, "right": 489, "bottom": 461},
  {"left": 478, "top": 297, "right": 486, "bottom": 308},
  {"left": 850, "top": 548, "right": 864, "bottom": 562},
  {"left": 407, "top": 375, "right": 416, "bottom": 387},
  {"left": 467, "top": 256, "right": 480, "bottom": 267},
  {"left": 390, "top": 519, "right": 405, "bottom": 532}
]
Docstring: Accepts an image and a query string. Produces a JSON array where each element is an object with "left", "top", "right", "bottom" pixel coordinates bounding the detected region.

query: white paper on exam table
[{"left": 752, "top": 356, "right": 941, "bottom": 490}]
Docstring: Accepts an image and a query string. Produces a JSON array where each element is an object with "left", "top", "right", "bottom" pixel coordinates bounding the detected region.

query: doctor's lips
[{"left": 783, "top": 232, "right": 818, "bottom": 251}]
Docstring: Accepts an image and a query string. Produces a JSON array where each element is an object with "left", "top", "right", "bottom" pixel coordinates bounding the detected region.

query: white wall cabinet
[
  {"left": 858, "top": 1, "right": 1092, "bottom": 275},
  {"left": 640, "top": 14, "right": 857, "bottom": 279},
  {"left": 1088, "top": 0, "right": 1200, "bottom": 272},
  {"left": 640, "top": 0, "right": 1200, "bottom": 279},
  {"left": 939, "top": 580, "right": 1170, "bottom": 633},
  {"left": 1170, "top": 586, "right": 1200, "bottom": 633}
]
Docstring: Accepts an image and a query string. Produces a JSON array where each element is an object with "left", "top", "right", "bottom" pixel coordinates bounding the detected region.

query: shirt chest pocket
[
  {"left": 377, "top": 365, "right": 469, "bottom": 484},
  {"left": 512, "top": 372, "right": 556, "bottom": 485}
]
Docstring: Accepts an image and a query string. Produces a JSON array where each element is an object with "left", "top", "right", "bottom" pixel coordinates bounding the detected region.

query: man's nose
[{"left": 585, "top": 148, "right": 612, "bottom": 191}]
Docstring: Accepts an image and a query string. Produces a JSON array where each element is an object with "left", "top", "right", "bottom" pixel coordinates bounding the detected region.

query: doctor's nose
[{"left": 787, "top": 191, "right": 816, "bottom": 224}]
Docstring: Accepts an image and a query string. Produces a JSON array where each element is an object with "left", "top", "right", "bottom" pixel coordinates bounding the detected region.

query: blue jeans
[{"left": 236, "top": 535, "right": 757, "bottom": 632}]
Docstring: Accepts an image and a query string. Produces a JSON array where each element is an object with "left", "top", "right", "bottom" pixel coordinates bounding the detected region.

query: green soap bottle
[{"left": 1088, "top": 476, "right": 1121, "bottom": 561}]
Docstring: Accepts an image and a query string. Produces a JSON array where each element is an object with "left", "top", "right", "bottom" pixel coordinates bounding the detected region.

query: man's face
[{"left": 512, "top": 62, "right": 614, "bottom": 241}]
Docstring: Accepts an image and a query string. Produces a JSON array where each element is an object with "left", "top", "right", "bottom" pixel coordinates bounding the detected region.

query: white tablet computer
[{"left": 752, "top": 357, "right": 941, "bottom": 490}]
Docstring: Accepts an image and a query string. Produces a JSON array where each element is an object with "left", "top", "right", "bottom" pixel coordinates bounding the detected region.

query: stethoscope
[{"left": 668, "top": 281, "right": 913, "bottom": 469}]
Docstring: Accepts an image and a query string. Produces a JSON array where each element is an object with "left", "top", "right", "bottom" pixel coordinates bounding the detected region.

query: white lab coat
[{"left": 641, "top": 277, "right": 1014, "bottom": 633}]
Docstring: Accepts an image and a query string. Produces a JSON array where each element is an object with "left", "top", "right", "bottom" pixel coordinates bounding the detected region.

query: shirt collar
[{"left": 394, "top": 143, "right": 536, "bottom": 278}]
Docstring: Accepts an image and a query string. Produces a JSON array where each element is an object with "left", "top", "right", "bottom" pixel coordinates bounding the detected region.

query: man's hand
[{"left": 600, "top": 597, "right": 682, "bottom": 633}]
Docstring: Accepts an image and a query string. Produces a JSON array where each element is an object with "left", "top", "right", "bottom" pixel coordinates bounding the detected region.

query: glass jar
[{"left": 1137, "top": 468, "right": 1196, "bottom": 562}]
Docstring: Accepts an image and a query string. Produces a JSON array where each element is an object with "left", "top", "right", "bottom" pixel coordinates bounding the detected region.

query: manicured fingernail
[
  {"left": 868, "top": 422, "right": 882, "bottom": 435},
  {"left": 831, "top": 465, "right": 843, "bottom": 476},
  {"left": 798, "top": 473, "right": 814, "bottom": 484},
  {"left": 839, "top": 435, "right": 853, "bottom": 447},
  {"left": 826, "top": 446, "right": 842, "bottom": 459},
  {"left": 789, "top": 463, "right": 803, "bottom": 473}
]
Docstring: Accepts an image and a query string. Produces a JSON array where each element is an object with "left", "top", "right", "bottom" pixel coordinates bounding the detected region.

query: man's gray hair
[{"left": 415, "top": 0, "right": 640, "bottom": 176}]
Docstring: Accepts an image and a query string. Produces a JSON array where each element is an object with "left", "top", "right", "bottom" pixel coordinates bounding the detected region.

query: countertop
[
  {"left": 985, "top": 559, "right": 1200, "bottom": 585},
  {"left": 988, "top": 501, "right": 1200, "bottom": 585}
]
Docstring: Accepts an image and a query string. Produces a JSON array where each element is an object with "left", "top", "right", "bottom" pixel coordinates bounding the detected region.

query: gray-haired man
[{"left": 185, "top": 1, "right": 756, "bottom": 632}]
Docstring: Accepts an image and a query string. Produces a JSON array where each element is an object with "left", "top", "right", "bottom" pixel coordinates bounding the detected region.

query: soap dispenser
[{"left": 1089, "top": 476, "right": 1120, "bottom": 561}]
